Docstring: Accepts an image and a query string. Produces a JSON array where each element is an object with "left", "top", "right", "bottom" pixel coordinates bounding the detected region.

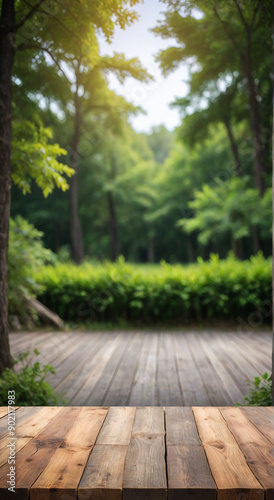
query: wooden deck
[
  {"left": 0, "top": 406, "right": 273, "bottom": 499},
  {"left": 9, "top": 329, "right": 272, "bottom": 406}
]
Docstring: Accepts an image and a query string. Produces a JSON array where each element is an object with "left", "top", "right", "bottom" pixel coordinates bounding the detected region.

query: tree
[
  {"left": 177, "top": 177, "right": 268, "bottom": 257},
  {"left": 154, "top": 0, "right": 272, "bottom": 196},
  {"left": 78, "top": 121, "right": 156, "bottom": 261},
  {"left": 147, "top": 125, "right": 174, "bottom": 164},
  {"left": 174, "top": 80, "right": 247, "bottom": 177},
  {"left": 0, "top": 0, "right": 144, "bottom": 372}
]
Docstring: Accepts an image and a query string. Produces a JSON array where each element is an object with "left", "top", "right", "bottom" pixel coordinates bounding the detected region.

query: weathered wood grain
[
  {"left": 155, "top": 332, "right": 182, "bottom": 406},
  {"left": 221, "top": 407, "right": 274, "bottom": 499},
  {"left": 9, "top": 330, "right": 272, "bottom": 406},
  {"left": 174, "top": 333, "right": 209, "bottom": 406},
  {"left": 193, "top": 407, "right": 264, "bottom": 500},
  {"left": 0, "top": 407, "right": 62, "bottom": 467},
  {"left": 79, "top": 444, "right": 128, "bottom": 500},
  {"left": 166, "top": 407, "right": 216, "bottom": 500},
  {"left": 132, "top": 407, "right": 165, "bottom": 436},
  {"left": 166, "top": 407, "right": 201, "bottom": 446},
  {"left": 123, "top": 405, "right": 167, "bottom": 500},
  {"left": 188, "top": 334, "right": 232, "bottom": 405},
  {"left": 241, "top": 406, "right": 274, "bottom": 444},
  {"left": 69, "top": 333, "right": 122, "bottom": 405},
  {"left": 0, "top": 406, "right": 272, "bottom": 499},
  {"left": 167, "top": 446, "right": 216, "bottom": 500},
  {"left": 123, "top": 434, "right": 167, "bottom": 500},
  {"left": 96, "top": 407, "right": 135, "bottom": 445},
  {"left": 30, "top": 407, "right": 108, "bottom": 500},
  {"left": 0, "top": 407, "right": 81, "bottom": 500},
  {"left": 87, "top": 333, "right": 133, "bottom": 406},
  {"left": 103, "top": 332, "right": 145, "bottom": 406},
  {"left": 0, "top": 407, "right": 20, "bottom": 419},
  {"left": 0, "top": 406, "right": 41, "bottom": 434},
  {"left": 128, "top": 332, "right": 158, "bottom": 406}
]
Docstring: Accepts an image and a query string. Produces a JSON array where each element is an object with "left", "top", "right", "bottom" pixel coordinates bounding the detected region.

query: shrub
[
  {"left": 240, "top": 373, "right": 272, "bottom": 406},
  {"left": 8, "top": 216, "right": 55, "bottom": 326},
  {"left": 0, "top": 350, "right": 65, "bottom": 406},
  {"left": 36, "top": 253, "right": 272, "bottom": 325}
]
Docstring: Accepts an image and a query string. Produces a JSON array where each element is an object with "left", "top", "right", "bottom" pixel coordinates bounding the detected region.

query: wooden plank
[
  {"left": 0, "top": 406, "right": 43, "bottom": 441},
  {"left": 0, "top": 407, "right": 81, "bottom": 500},
  {"left": 0, "top": 407, "right": 62, "bottom": 467},
  {"left": 9, "top": 330, "right": 272, "bottom": 406},
  {"left": 71, "top": 333, "right": 123, "bottom": 405},
  {"left": 193, "top": 407, "right": 264, "bottom": 500},
  {"left": 227, "top": 332, "right": 271, "bottom": 380},
  {"left": 166, "top": 407, "right": 202, "bottom": 446},
  {"left": 30, "top": 407, "right": 108, "bottom": 500},
  {"left": 54, "top": 332, "right": 109, "bottom": 401},
  {"left": 86, "top": 333, "right": 133, "bottom": 406},
  {"left": 123, "top": 405, "right": 167, "bottom": 499},
  {"left": 166, "top": 408, "right": 216, "bottom": 500},
  {"left": 128, "top": 333, "right": 157, "bottom": 406},
  {"left": 50, "top": 335, "right": 95, "bottom": 389},
  {"left": 230, "top": 331, "right": 272, "bottom": 373},
  {"left": 0, "top": 406, "right": 20, "bottom": 419},
  {"left": 123, "top": 435, "right": 167, "bottom": 500},
  {"left": 211, "top": 333, "right": 260, "bottom": 398},
  {"left": 241, "top": 406, "right": 274, "bottom": 444},
  {"left": 155, "top": 332, "right": 182, "bottom": 406},
  {"left": 174, "top": 333, "right": 209, "bottom": 406},
  {"left": 96, "top": 407, "right": 135, "bottom": 445},
  {"left": 201, "top": 332, "right": 245, "bottom": 404},
  {"left": 39, "top": 331, "right": 86, "bottom": 374},
  {"left": 78, "top": 444, "right": 128, "bottom": 500},
  {"left": 221, "top": 407, "right": 274, "bottom": 499},
  {"left": 132, "top": 407, "right": 164, "bottom": 436},
  {"left": 188, "top": 334, "right": 232, "bottom": 405},
  {"left": 167, "top": 446, "right": 216, "bottom": 500},
  {"left": 103, "top": 333, "right": 144, "bottom": 406}
]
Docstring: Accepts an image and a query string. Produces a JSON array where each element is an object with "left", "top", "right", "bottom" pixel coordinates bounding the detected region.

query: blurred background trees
[{"left": 8, "top": 0, "right": 273, "bottom": 264}]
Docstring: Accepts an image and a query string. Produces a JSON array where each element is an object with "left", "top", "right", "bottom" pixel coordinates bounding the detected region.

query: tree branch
[
  {"left": 14, "top": 0, "right": 46, "bottom": 31},
  {"left": 17, "top": 42, "right": 69, "bottom": 81},
  {"left": 55, "top": 0, "right": 86, "bottom": 30},
  {"left": 34, "top": 8, "right": 82, "bottom": 42},
  {"left": 213, "top": 4, "right": 245, "bottom": 63},
  {"left": 251, "top": 0, "right": 263, "bottom": 29},
  {"left": 233, "top": 0, "right": 250, "bottom": 35}
]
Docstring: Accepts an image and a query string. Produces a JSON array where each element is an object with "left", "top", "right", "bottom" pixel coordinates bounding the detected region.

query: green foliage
[
  {"left": 8, "top": 216, "right": 55, "bottom": 322},
  {"left": 8, "top": 0, "right": 273, "bottom": 265},
  {"left": 0, "top": 349, "right": 65, "bottom": 406},
  {"left": 178, "top": 178, "right": 269, "bottom": 245},
  {"left": 240, "top": 373, "right": 272, "bottom": 406},
  {"left": 36, "top": 254, "right": 272, "bottom": 324},
  {"left": 12, "top": 121, "right": 74, "bottom": 197}
]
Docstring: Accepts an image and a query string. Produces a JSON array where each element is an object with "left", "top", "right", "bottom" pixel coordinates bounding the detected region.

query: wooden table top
[{"left": 0, "top": 406, "right": 273, "bottom": 500}]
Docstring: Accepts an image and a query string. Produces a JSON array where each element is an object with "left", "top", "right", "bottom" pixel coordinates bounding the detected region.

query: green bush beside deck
[{"left": 36, "top": 254, "right": 272, "bottom": 325}]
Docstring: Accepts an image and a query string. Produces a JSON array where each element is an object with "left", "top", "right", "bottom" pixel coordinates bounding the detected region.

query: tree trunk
[
  {"left": 271, "top": 0, "right": 274, "bottom": 406},
  {"left": 187, "top": 235, "right": 195, "bottom": 262},
  {"left": 148, "top": 236, "right": 155, "bottom": 263},
  {"left": 246, "top": 69, "right": 265, "bottom": 197},
  {"left": 223, "top": 118, "right": 241, "bottom": 177},
  {"left": 231, "top": 236, "right": 243, "bottom": 259},
  {"left": 0, "top": 0, "right": 15, "bottom": 372},
  {"left": 251, "top": 226, "right": 260, "bottom": 254},
  {"left": 107, "top": 191, "right": 119, "bottom": 262},
  {"left": 69, "top": 89, "right": 84, "bottom": 264},
  {"left": 244, "top": 29, "right": 265, "bottom": 197}
]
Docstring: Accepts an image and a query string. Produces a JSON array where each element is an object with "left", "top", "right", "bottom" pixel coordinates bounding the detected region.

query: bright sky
[{"left": 98, "top": 0, "right": 189, "bottom": 133}]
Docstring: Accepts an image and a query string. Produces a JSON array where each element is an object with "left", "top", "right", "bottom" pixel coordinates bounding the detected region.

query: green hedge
[{"left": 36, "top": 254, "right": 272, "bottom": 325}]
